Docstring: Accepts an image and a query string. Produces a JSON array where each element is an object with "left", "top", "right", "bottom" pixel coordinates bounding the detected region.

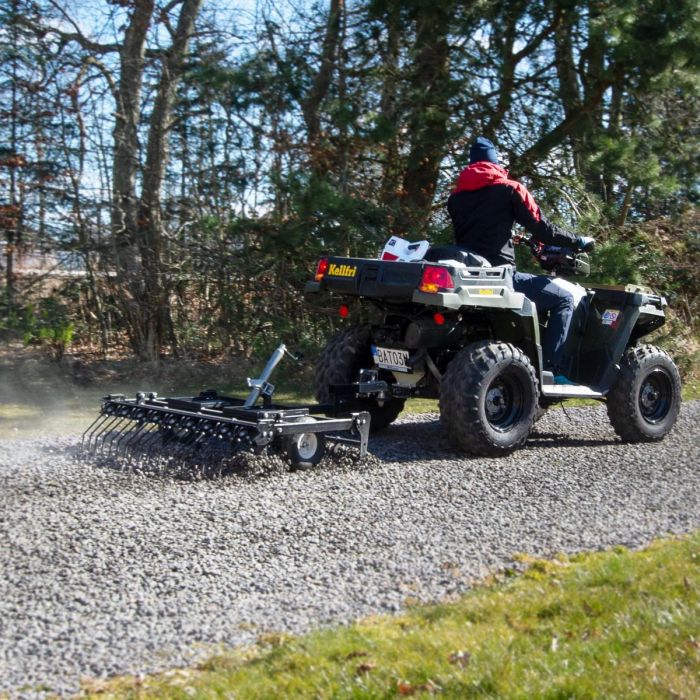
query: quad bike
[{"left": 305, "top": 236, "right": 682, "bottom": 456}]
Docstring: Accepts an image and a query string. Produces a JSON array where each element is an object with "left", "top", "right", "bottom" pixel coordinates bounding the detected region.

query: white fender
[{"left": 380, "top": 236, "right": 430, "bottom": 261}]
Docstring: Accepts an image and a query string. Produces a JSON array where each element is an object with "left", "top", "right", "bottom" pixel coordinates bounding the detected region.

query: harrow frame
[{"left": 82, "top": 344, "right": 375, "bottom": 469}]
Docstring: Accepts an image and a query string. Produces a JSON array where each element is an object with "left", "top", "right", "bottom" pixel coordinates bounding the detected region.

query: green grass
[
  {"left": 684, "top": 378, "right": 700, "bottom": 401},
  {"left": 82, "top": 533, "right": 700, "bottom": 699}
]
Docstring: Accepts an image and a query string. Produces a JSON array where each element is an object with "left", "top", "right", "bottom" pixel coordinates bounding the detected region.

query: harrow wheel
[{"left": 285, "top": 431, "right": 326, "bottom": 469}]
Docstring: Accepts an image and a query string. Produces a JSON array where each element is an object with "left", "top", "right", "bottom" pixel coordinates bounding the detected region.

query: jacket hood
[{"left": 453, "top": 162, "right": 509, "bottom": 193}]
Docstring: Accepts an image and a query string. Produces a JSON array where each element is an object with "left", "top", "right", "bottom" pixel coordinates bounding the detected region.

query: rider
[{"left": 446, "top": 136, "right": 595, "bottom": 384}]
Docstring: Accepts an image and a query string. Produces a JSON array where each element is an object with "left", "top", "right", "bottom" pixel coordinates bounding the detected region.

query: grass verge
[{"left": 84, "top": 533, "right": 700, "bottom": 699}]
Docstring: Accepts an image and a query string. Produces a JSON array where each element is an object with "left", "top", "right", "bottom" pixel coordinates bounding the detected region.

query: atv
[{"left": 305, "top": 236, "right": 682, "bottom": 456}]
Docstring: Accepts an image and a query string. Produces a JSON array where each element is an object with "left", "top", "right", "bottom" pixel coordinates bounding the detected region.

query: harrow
[{"left": 82, "top": 344, "right": 374, "bottom": 470}]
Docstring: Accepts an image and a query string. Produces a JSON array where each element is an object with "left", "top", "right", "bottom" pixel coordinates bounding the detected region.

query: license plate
[{"left": 371, "top": 345, "right": 410, "bottom": 372}]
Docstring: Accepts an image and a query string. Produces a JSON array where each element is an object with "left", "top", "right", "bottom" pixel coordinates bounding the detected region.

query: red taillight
[
  {"left": 419, "top": 265, "right": 455, "bottom": 293},
  {"left": 315, "top": 257, "right": 329, "bottom": 282},
  {"left": 433, "top": 312, "right": 445, "bottom": 325},
  {"left": 339, "top": 304, "right": 349, "bottom": 318}
]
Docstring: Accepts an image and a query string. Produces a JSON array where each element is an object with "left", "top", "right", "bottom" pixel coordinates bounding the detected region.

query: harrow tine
[
  {"left": 115, "top": 408, "right": 153, "bottom": 457},
  {"left": 100, "top": 417, "right": 131, "bottom": 456},
  {"left": 203, "top": 431, "right": 228, "bottom": 464},
  {"left": 126, "top": 424, "right": 165, "bottom": 464},
  {"left": 179, "top": 425, "right": 213, "bottom": 465},
  {"left": 107, "top": 416, "right": 132, "bottom": 457},
  {"left": 116, "top": 419, "right": 149, "bottom": 457},
  {"left": 82, "top": 412, "right": 110, "bottom": 453},
  {"left": 152, "top": 426, "right": 174, "bottom": 450},
  {"left": 143, "top": 426, "right": 174, "bottom": 463},
  {"left": 109, "top": 419, "right": 136, "bottom": 457},
  {"left": 90, "top": 414, "right": 122, "bottom": 455},
  {"left": 121, "top": 424, "right": 157, "bottom": 465},
  {"left": 177, "top": 431, "right": 203, "bottom": 461},
  {"left": 133, "top": 422, "right": 159, "bottom": 454},
  {"left": 91, "top": 413, "right": 123, "bottom": 454}
]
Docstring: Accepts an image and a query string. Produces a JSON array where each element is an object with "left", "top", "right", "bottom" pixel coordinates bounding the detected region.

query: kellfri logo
[{"left": 328, "top": 263, "right": 357, "bottom": 278}]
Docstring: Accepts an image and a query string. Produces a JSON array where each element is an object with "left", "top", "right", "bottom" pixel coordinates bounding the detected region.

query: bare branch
[
  {"left": 84, "top": 56, "right": 119, "bottom": 103},
  {"left": 42, "top": 0, "right": 119, "bottom": 53}
]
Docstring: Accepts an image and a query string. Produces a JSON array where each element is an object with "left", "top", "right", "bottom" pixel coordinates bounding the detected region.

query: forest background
[{"left": 1, "top": 0, "right": 698, "bottom": 384}]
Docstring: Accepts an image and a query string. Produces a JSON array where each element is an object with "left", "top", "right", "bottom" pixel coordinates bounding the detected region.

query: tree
[
  {"left": 395, "top": 0, "right": 454, "bottom": 234},
  {"left": 3, "top": 0, "right": 697, "bottom": 360},
  {"left": 27, "top": 0, "right": 205, "bottom": 360},
  {"left": 0, "top": 0, "right": 72, "bottom": 311}
]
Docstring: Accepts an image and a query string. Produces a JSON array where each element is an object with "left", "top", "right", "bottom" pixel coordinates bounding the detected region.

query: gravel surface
[{"left": 1, "top": 402, "right": 699, "bottom": 697}]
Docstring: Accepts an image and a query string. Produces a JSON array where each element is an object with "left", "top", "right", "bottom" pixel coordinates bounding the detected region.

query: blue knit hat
[{"left": 469, "top": 136, "right": 499, "bottom": 165}]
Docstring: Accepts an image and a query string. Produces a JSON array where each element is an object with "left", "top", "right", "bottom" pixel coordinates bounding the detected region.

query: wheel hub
[
  {"left": 640, "top": 383, "right": 659, "bottom": 409},
  {"left": 484, "top": 376, "right": 524, "bottom": 431},
  {"left": 638, "top": 368, "right": 672, "bottom": 423},
  {"left": 295, "top": 433, "right": 318, "bottom": 460},
  {"left": 486, "top": 386, "right": 508, "bottom": 421}
]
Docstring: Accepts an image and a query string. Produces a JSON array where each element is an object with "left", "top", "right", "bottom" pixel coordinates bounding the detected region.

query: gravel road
[{"left": 1, "top": 402, "right": 699, "bottom": 697}]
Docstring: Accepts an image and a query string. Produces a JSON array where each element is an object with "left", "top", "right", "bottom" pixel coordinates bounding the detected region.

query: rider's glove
[{"left": 575, "top": 236, "right": 596, "bottom": 252}]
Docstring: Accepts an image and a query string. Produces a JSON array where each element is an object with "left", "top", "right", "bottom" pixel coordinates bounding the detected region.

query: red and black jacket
[{"left": 446, "top": 162, "right": 578, "bottom": 267}]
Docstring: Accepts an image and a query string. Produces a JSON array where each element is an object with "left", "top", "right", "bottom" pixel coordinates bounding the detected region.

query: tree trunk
[
  {"left": 111, "top": 0, "right": 155, "bottom": 357},
  {"left": 483, "top": 4, "right": 519, "bottom": 140},
  {"left": 4, "top": 0, "right": 21, "bottom": 310},
  {"left": 617, "top": 181, "right": 634, "bottom": 226},
  {"left": 108, "top": 0, "right": 202, "bottom": 361},
  {"left": 579, "top": 3, "right": 607, "bottom": 196},
  {"left": 552, "top": 7, "right": 584, "bottom": 178},
  {"left": 139, "top": 0, "right": 203, "bottom": 360},
  {"left": 397, "top": 4, "right": 452, "bottom": 234},
  {"left": 378, "top": 2, "right": 402, "bottom": 216},
  {"left": 301, "top": 0, "right": 345, "bottom": 173}
]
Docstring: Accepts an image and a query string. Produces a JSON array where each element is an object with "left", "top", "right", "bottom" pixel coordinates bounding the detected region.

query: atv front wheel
[
  {"left": 314, "top": 324, "right": 405, "bottom": 433},
  {"left": 606, "top": 345, "right": 681, "bottom": 442},
  {"left": 439, "top": 341, "right": 539, "bottom": 456}
]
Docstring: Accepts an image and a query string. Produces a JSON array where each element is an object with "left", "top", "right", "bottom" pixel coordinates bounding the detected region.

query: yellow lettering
[{"left": 328, "top": 263, "right": 357, "bottom": 278}]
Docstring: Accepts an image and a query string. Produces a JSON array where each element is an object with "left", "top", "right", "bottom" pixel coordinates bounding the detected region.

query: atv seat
[{"left": 424, "top": 245, "right": 491, "bottom": 268}]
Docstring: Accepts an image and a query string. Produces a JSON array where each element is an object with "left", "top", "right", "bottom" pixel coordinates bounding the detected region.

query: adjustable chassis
[{"left": 82, "top": 344, "right": 376, "bottom": 468}]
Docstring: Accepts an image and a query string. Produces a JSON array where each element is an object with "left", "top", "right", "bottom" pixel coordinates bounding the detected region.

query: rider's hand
[{"left": 576, "top": 236, "right": 596, "bottom": 252}]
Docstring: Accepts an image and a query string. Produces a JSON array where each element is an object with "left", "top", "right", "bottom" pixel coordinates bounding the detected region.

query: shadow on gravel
[
  {"left": 369, "top": 420, "right": 473, "bottom": 463},
  {"left": 369, "top": 418, "right": 624, "bottom": 462},
  {"left": 528, "top": 432, "right": 621, "bottom": 449}
]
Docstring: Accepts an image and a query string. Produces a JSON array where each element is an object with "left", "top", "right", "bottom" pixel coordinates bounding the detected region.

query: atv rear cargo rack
[{"left": 82, "top": 344, "right": 372, "bottom": 470}]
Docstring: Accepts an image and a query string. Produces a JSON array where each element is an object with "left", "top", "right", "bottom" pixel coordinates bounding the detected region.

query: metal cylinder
[
  {"left": 405, "top": 320, "right": 448, "bottom": 349},
  {"left": 244, "top": 344, "right": 287, "bottom": 407}
]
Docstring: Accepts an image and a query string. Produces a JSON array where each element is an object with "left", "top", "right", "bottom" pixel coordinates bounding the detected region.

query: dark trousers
[{"left": 513, "top": 272, "right": 575, "bottom": 373}]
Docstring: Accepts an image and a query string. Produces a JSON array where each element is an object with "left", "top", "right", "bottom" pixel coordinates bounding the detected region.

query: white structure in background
[{"left": 0, "top": 242, "right": 87, "bottom": 279}]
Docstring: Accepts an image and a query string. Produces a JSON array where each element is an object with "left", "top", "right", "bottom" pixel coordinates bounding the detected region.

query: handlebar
[{"left": 513, "top": 231, "right": 591, "bottom": 277}]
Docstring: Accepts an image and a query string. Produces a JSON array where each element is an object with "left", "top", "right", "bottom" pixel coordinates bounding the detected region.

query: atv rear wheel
[
  {"left": 314, "top": 324, "right": 405, "bottom": 433},
  {"left": 606, "top": 345, "right": 681, "bottom": 442},
  {"left": 439, "top": 341, "right": 539, "bottom": 456}
]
